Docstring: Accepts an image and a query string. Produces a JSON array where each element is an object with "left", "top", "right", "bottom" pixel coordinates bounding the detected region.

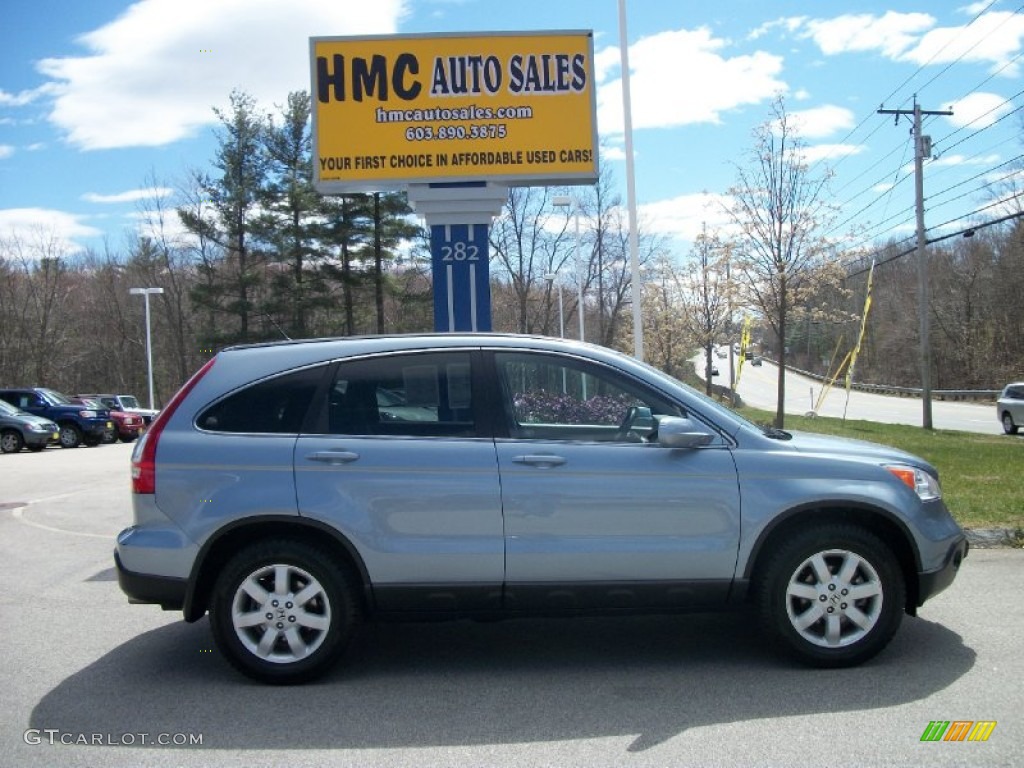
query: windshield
[
  {"left": 38, "top": 388, "right": 72, "bottom": 405},
  {"left": 0, "top": 399, "right": 21, "bottom": 416},
  {"left": 119, "top": 395, "right": 141, "bottom": 409}
]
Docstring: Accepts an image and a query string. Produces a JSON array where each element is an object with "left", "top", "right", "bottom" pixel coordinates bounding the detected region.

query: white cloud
[
  {"left": 0, "top": 85, "right": 53, "bottom": 107},
  {"left": 945, "top": 92, "right": 1013, "bottom": 129},
  {"left": 36, "top": 0, "right": 408, "bottom": 150},
  {"left": 0, "top": 208, "right": 103, "bottom": 254},
  {"left": 748, "top": 17, "right": 808, "bottom": 41},
  {"left": 800, "top": 10, "right": 1024, "bottom": 75},
  {"left": 801, "top": 12, "right": 934, "bottom": 58},
  {"left": 931, "top": 152, "right": 1001, "bottom": 167},
  {"left": 82, "top": 187, "right": 174, "bottom": 204},
  {"left": 900, "top": 11, "right": 1024, "bottom": 74},
  {"left": 959, "top": 2, "right": 992, "bottom": 15},
  {"left": 640, "top": 192, "right": 737, "bottom": 242},
  {"left": 789, "top": 105, "right": 854, "bottom": 138},
  {"left": 601, "top": 145, "right": 627, "bottom": 162},
  {"left": 127, "top": 208, "right": 196, "bottom": 246},
  {"left": 800, "top": 143, "right": 865, "bottom": 164},
  {"left": 0, "top": 145, "right": 14, "bottom": 159},
  {"left": 596, "top": 27, "right": 786, "bottom": 136}
]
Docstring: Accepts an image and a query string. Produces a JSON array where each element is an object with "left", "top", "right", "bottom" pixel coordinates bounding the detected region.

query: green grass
[{"left": 734, "top": 406, "right": 1024, "bottom": 529}]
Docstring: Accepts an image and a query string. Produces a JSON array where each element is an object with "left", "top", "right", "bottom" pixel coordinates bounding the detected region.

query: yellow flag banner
[
  {"left": 843, "top": 261, "right": 874, "bottom": 421},
  {"left": 846, "top": 261, "right": 875, "bottom": 392},
  {"left": 735, "top": 316, "right": 752, "bottom": 388}
]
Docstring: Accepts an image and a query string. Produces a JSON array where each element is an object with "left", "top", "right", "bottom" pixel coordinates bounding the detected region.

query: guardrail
[{"left": 759, "top": 358, "right": 999, "bottom": 402}]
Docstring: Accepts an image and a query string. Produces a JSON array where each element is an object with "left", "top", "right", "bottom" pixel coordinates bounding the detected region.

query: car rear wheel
[
  {"left": 1, "top": 429, "right": 24, "bottom": 453},
  {"left": 756, "top": 524, "right": 904, "bottom": 668},
  {"left": 58, "top": 423, "right": 82, "bottom": 448},
  {"left": 1002, "top": 412, "right": 1019, "bottom": 435},
  {"left": 210, "top": 540, "right": 358, "bottom": 684}
]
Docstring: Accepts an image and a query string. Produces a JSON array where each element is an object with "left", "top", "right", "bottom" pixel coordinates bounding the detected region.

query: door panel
[
  {"left": 293, "top": 351, "right": 503, "bottom": 610},
  {"left": 491, "top": 351, "right": 741, "bottom": 609}
]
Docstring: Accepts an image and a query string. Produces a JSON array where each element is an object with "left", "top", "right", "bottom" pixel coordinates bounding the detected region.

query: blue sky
[{"left": 2, "top": 0, "right": 1023, "bottom": 259}]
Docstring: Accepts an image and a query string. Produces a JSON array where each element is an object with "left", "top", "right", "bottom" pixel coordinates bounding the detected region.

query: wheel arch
[
  {"left": 183, "top": 515, "right": 373, "bottom": 622},
  {"left": 743, "top": 504, "right": 922, "bottom": 615}
]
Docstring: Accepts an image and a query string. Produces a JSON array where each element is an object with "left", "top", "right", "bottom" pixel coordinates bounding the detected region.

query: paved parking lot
[{"left": 1, "top": 443, "right": 1021, "bottom": 767}]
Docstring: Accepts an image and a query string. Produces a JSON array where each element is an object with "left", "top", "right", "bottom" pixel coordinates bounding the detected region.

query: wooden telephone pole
[{"left": 877, "top": 98, "right": 953, "bottom": 430}]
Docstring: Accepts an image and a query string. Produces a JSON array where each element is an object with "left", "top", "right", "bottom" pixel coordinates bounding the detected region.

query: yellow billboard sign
[{"left": 310, "top": 31, "right": 598, "bottom": 193}]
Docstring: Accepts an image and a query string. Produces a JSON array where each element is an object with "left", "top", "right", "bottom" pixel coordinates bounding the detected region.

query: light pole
[
  {"left": 129, "top": 287, "right": 164, "bottom": 411},
  {"left": 552, "top": 195, "right": 585, "bottom": 341},
  {"left": 544, "top": 273, "right": 565, "bottom": 338}
]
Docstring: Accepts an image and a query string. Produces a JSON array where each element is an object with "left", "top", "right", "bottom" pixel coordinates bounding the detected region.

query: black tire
[
  {"left": 118, "top": 433, "right": 137, "bottom": 443},
  {"left": 1002, "top": 412, "right": 1019, "bottom": 435},
  {"left": 58, "top": 423, "right": 82, "bottom": 448},
  {"left": 756, "top": 524, "right": 905, "bottom": 668},
  {"left": 209, "top": 540, "right": 358, "bottom": 684},
  {"left": 1, "top": 429, "right": 24, "bottom": 454}
]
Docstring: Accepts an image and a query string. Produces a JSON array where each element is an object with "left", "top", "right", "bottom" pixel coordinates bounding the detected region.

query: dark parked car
[
  {"left": 72, "top": 397, "right": 143, "bottom": 442},
  {"left": 0, "top": 399, "right": 59, "bottom": 453},
  {"left": 116, "top": 334, "right": 967, "bottom": 684},
  {"left": 0, "top": 387, "right": 112, "bottom": 448},
  {"left": 997, "top": 382, "right": 1024, "bottom": 434},
  {"left": 78, "top": 393, "right": 158, "bottom": 425}
]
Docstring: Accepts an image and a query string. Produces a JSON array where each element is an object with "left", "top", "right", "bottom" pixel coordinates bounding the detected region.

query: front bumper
[{"left": 917, "top": 535, "right": 969, "bottom": 606}]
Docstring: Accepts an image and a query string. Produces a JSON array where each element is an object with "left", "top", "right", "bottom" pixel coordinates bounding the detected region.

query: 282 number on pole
[{"left": 441, "top": 243, "right": 479, "bottom": 262}]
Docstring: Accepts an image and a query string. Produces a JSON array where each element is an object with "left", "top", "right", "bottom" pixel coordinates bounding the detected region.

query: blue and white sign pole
[
  {"left": 408, "top": 182, "right": 509, "bottom": 333},
  {"left": 429, "top": 223, "right": 492, "bottom": 332}
]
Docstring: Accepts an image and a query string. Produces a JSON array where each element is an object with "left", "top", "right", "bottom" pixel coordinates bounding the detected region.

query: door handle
[
  {"left": 511, "top": 454, "right": 566, "bottom": 467},
  {"left": 306, "top": 450, "right": 360, "bottom": 465}
]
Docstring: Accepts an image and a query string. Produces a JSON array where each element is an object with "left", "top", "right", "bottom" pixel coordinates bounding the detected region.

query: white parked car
[{"left": 997, "top": 382, "right": 1024, "bottom": 434}]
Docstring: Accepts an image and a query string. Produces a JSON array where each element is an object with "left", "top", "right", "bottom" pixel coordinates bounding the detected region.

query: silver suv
[{"left": 115, "top": 334, "right": 968, "bottom": 684}]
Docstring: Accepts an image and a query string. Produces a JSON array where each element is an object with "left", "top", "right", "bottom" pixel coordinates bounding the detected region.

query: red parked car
[{"left": 72, "top": 397, "right": 143, "bottom": 442}]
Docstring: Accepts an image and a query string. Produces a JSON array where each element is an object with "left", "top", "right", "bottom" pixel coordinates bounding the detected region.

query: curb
[{"left": 964, "top": 527, "right": 1023, "bottom": 549}]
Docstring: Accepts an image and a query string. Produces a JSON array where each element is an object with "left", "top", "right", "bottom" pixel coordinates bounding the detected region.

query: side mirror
[{"left": 656, "top": 416, "right": 714, "bottom": 449}]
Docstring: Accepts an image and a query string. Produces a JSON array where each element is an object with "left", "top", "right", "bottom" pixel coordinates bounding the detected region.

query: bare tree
[
  {"left": 727, "top": 96, "right": 837, "bottom": 427},
  {"left": 676, "top": 228, "right": 731, "bottom": 395}
]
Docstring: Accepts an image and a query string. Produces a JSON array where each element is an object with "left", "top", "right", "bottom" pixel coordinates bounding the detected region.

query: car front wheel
[
  {"left": 1, "top": 429, "right": 24, "bottom": 453},
  {"left": 756, "top": 524, "right": 904, "bottom": 668},
  {"left": 1002, "top": 412, "right": 1019, "bottom": 435},
  {"left": 58, "top": 423, "right": 82, "bottom": 448},
  {"left": 210, "top": 540, "right": 358, "bottom": 684}
]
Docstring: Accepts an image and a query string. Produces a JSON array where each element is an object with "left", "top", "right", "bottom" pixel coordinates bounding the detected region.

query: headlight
[
  {"left": 80, "top": 410, "right": 96, "bottom": 418},
  {"left": 26, "top": 423, "right": 48, "bottom": 432},
  {"left": 886, "top": 464, "right": 942, "bottom": 501}
]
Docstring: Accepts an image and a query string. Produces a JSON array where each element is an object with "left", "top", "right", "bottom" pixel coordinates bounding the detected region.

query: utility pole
[{"left": 878, "top": 98, "right": 952, "bottom": 430}]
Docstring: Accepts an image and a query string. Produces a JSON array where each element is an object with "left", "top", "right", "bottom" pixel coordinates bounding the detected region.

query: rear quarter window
[{"left": 198, "top": 365, "right": 326, "bottom": 434}]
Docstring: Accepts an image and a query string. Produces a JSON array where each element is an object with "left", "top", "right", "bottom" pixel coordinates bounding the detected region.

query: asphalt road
[
  {"left": 1, "top": 443, "right": 1021, "bottom": 768},
  {"left": 698, "top": 352, "right": 1003, "bottom": 435}
]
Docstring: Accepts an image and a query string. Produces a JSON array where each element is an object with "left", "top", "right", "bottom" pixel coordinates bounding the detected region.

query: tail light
[{"left": 132, "top": 357, "right": 216, "bottom": 494}]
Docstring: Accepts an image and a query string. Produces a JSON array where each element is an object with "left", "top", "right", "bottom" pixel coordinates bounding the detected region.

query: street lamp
[
  {"left": 552, "top": 195, "right": 585, "bottom": 341},
  {"left": 544, "top": 273, "right": 565, "bottom": 338},
  {"left": 129, "top": 287, "right": 164, "bottom": 411}
]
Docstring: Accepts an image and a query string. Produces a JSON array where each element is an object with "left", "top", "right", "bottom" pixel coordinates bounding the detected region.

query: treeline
[
  {"left": 0, "top": 90, "right": 657, "bottom": 405},
  {"left": 783, "top": 226, "right": 1024, "bottom": 390},
  {"left": 1, "top": 89, "right": 1021, "bottom": 408}
]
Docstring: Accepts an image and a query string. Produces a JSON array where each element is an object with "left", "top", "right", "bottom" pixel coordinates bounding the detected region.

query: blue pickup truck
[{"left": 0, "top": 387, "right": 113, "bottom": 448}]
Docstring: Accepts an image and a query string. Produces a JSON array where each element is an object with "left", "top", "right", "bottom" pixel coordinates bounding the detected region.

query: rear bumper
[
  {"left": 114, "top": 550, "right": 186, "bottom": 611},
  {"left": 917, "top": 536, "right": 969, "bottom": 606}
]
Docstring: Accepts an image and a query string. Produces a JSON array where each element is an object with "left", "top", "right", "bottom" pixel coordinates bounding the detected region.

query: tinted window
[
  {"left": 198, "top": 365, "right": 325, "bottom": 433},
  {"left": 328, "top": 352, "right": 476, "bottom": 437},
  {"left": 495, "top": 352, "right": 682, "bottom": 442}
]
